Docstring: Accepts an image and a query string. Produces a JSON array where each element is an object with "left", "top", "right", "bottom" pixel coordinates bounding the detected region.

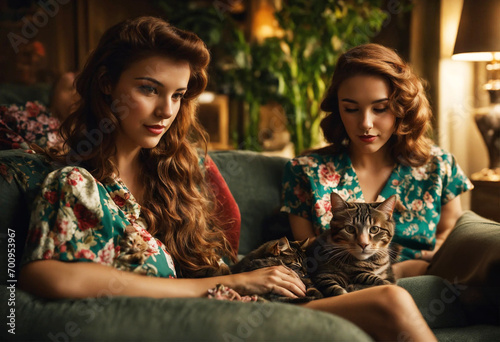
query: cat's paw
[
  {"left": 334, "top": 288, "right": 348, "bottom": 296},
  {"left": 325, "top": 286, "right": 348, "bottom": 297},
  {"left": 306, "top": 287, "right": 324, "bottom": 299}
]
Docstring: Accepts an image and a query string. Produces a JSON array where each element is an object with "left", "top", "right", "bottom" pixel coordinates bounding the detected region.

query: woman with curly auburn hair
[
  {"left": 282, "top": 43, "right": 473, "bottom": 278},
  {"left": 319, "top": 43, "right": 434, "bottom": 167},
  {"left": 17, "top": 20, "right": 438, "bottom": 342}
]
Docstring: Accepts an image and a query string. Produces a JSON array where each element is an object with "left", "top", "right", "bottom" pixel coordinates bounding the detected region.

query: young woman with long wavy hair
[
  {"left": 282, "top": 43, "right": 472, "bottom": 278},
  {"left": 19, "top": 19, "right": 436, "bottom": 342}
]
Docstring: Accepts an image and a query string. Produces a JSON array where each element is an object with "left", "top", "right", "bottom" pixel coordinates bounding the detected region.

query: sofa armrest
[
  {"left": 427, "top": 210, "right": 500, "bottom": 286},
  {"left": 426, "top": 211, "right": 500, "bottom": 325}
]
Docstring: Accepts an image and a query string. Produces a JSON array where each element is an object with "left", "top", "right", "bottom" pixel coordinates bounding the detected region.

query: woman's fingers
[
  {"left": 267, "top": 266, "right": 306, "bottom": 297},
  {"left": 270, "top": 279, "right": 306, "bottom": 298},
  {"left": 234, "top": 266, "right": 307, "bottom": 297}
]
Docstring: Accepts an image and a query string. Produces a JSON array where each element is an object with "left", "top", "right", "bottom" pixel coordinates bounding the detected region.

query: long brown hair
[
  {"left": 53, "top": 16, "right": 232, "bottom": 277},
  {"left": 318, "top": 43, "right": 433, "bottom": 167}
]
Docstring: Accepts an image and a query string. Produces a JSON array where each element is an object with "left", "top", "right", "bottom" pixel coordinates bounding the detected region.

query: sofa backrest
[{"left": 209, "top": 150, "right": 292, "bottom": 255}]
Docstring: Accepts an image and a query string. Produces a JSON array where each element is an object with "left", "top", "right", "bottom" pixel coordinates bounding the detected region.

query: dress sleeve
[
  {"left": 280, "top": 159, "right": 313, "bottom": 220},
  {"left": 440, "top": 152, "right": 474, "bottom": 205},
  {"left": 22, "top": 166, "right": 110, "bottom": 266}
]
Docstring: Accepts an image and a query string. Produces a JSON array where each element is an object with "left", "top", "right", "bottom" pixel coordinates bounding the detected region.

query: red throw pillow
[{"left": 204, "top": 156, "right": 241, "bottom": 255}]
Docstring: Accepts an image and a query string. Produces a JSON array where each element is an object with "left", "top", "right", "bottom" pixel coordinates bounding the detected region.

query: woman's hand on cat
[{"left": 230, "top": 266, "right": 306, "bottom": 298}]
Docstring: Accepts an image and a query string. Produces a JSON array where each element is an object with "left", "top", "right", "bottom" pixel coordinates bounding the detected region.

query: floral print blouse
[
  {"left": 281, "top": 146, "right": 474, "bottom": 261},
  {"left": 22, "top": 166, "right": 177, "bottom": 277}
]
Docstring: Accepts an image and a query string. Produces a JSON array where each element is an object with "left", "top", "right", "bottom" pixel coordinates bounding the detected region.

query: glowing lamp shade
[{"left": 452, "top": 0, "right": 500, "bottom": 62}]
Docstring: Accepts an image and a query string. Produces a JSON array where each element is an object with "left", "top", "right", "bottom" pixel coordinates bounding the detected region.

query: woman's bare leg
[{"left": 302, "top": 285, "right": 436, "bottom": 342}]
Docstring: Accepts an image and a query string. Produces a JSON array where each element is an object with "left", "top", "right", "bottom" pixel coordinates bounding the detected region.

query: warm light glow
[
  {"left": 484, "top": 80, "right": 500, "bottom": 91},
  {"left": 487, "top": 63, "right": 500, "bottom": 71},
  {"left": 452, "top": 52, "right": 500, "bottom": 61},
  {"left": 256, "top": 25, "right": 275, "bottom": 40},
  {"left": 198, "top": 92, "right": 215, "bottom": 104},
  {"left": 252, "top": 1, "right": 283, "bottom": 42}
]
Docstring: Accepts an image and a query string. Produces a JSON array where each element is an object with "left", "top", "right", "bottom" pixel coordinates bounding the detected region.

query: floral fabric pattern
[
  {"left": 22, "top": 166, "right": 177, "bottom": 278},
  {"left": 0, "top": 101, "right": 62, "bottom": 150},
  {"left": 281, "top": 146, "right": 474, "bottom": 261}
]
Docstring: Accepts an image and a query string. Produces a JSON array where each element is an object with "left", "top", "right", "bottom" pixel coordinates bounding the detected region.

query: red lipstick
[
  {"left": 145, "top": 125, "right": 165, "bottom": 135},
  {"left": 359, "top": 135, "right": 376, "bottom": 143}
]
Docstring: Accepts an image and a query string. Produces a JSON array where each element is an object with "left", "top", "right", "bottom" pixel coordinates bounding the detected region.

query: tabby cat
[
  {"left": 231, "top": 237, "right": 323, "bottom": 303},
  {"left": 306, "top": 192, "right": 398, "bottom": 297}
]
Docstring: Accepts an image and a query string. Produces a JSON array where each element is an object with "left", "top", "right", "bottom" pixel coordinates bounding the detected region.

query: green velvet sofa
[{"left": 1, "top": 148, "right": 499, "bottom": 342}]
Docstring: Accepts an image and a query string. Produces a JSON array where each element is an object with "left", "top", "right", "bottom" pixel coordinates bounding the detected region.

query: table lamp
[{"left": 452, "top": 0, "right": 500, "bottom": 177}]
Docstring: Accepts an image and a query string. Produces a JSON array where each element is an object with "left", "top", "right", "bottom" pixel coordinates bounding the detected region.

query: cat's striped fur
[
  {"left": 231, "top": 237, "right": 323, "bottom": 303},
  {"left": 306, "top": 192, "right": 398, "bottom": 297}
]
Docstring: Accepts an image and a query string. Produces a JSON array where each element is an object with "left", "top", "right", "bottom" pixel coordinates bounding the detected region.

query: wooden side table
[{"left": 470, "top": 179, "right": 500, "bottom": 222}]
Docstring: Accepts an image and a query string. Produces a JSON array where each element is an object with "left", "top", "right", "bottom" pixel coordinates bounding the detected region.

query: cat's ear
[
  {"left": 269, "top": 237, "right": 290, "bottom": 255},
  {"left": 330, "top": 192, "right": 349, "bottom": 213},
  {"left": 376, "top": 195, "right": 397, "bottom": 219},
  {"left": 267, "top": 241, "right": 281, "bottom": 255},
  {"left": 298, "top": 238, "right": 312, "bottom": 250},
  {"left": 277, "top": 236, "right": 291, "bottom": 252}
]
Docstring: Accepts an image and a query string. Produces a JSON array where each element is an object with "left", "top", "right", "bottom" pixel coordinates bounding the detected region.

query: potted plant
[{"left": 156, "top": 0, "right": 409, "bottom": 154}]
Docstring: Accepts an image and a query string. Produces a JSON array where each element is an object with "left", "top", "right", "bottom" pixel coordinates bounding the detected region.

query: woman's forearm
[
  {"left": 19, "top": 260, "right": 242, "bottom": 299},
  {"left": 421, "top": 197, "right": 463, "bottom": 261},
  {"left": 19, "top": 260, "right": 306, "bottom": 300}
]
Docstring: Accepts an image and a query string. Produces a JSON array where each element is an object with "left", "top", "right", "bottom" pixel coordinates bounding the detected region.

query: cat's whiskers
[
  {"left": 321, "top": 244, "right": 349, "bottom": 260},
  {"left": 337, "top": 249, "right": 352, "bottom": 266}
]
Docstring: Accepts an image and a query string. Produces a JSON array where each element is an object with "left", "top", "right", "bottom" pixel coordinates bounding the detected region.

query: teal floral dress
[
  {"left": 281, "top": 145, "right": 474, "bottom": 261},
  {"left": 22, "top": 166, "right": 177, "bottom": 277}
]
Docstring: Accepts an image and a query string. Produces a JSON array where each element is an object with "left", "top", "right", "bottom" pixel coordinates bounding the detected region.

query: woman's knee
[{"left": 372, "top": 285, "right": 417, "bottom": 321}]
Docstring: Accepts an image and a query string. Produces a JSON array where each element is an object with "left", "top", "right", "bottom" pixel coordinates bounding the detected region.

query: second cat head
[{"left": 327, "top": 192, "right": 397, "bottom": 260}]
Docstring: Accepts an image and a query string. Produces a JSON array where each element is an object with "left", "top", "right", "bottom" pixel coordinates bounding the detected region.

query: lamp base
[{"left": 475, "top": 109, "right": 500, "bottom": 170}]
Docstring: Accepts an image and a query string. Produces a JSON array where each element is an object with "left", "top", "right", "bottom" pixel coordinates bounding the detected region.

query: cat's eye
[
  {"left": 344, "top": 225, "right": 356, "bottom": 234},
  {"left": 369, "top": 226, "right": 380, "bottom": 234}
]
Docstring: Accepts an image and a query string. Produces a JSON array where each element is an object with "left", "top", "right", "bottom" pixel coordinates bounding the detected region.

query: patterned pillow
[{"left": 0, "top": 101, "right": 62, "bottom": 150}]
